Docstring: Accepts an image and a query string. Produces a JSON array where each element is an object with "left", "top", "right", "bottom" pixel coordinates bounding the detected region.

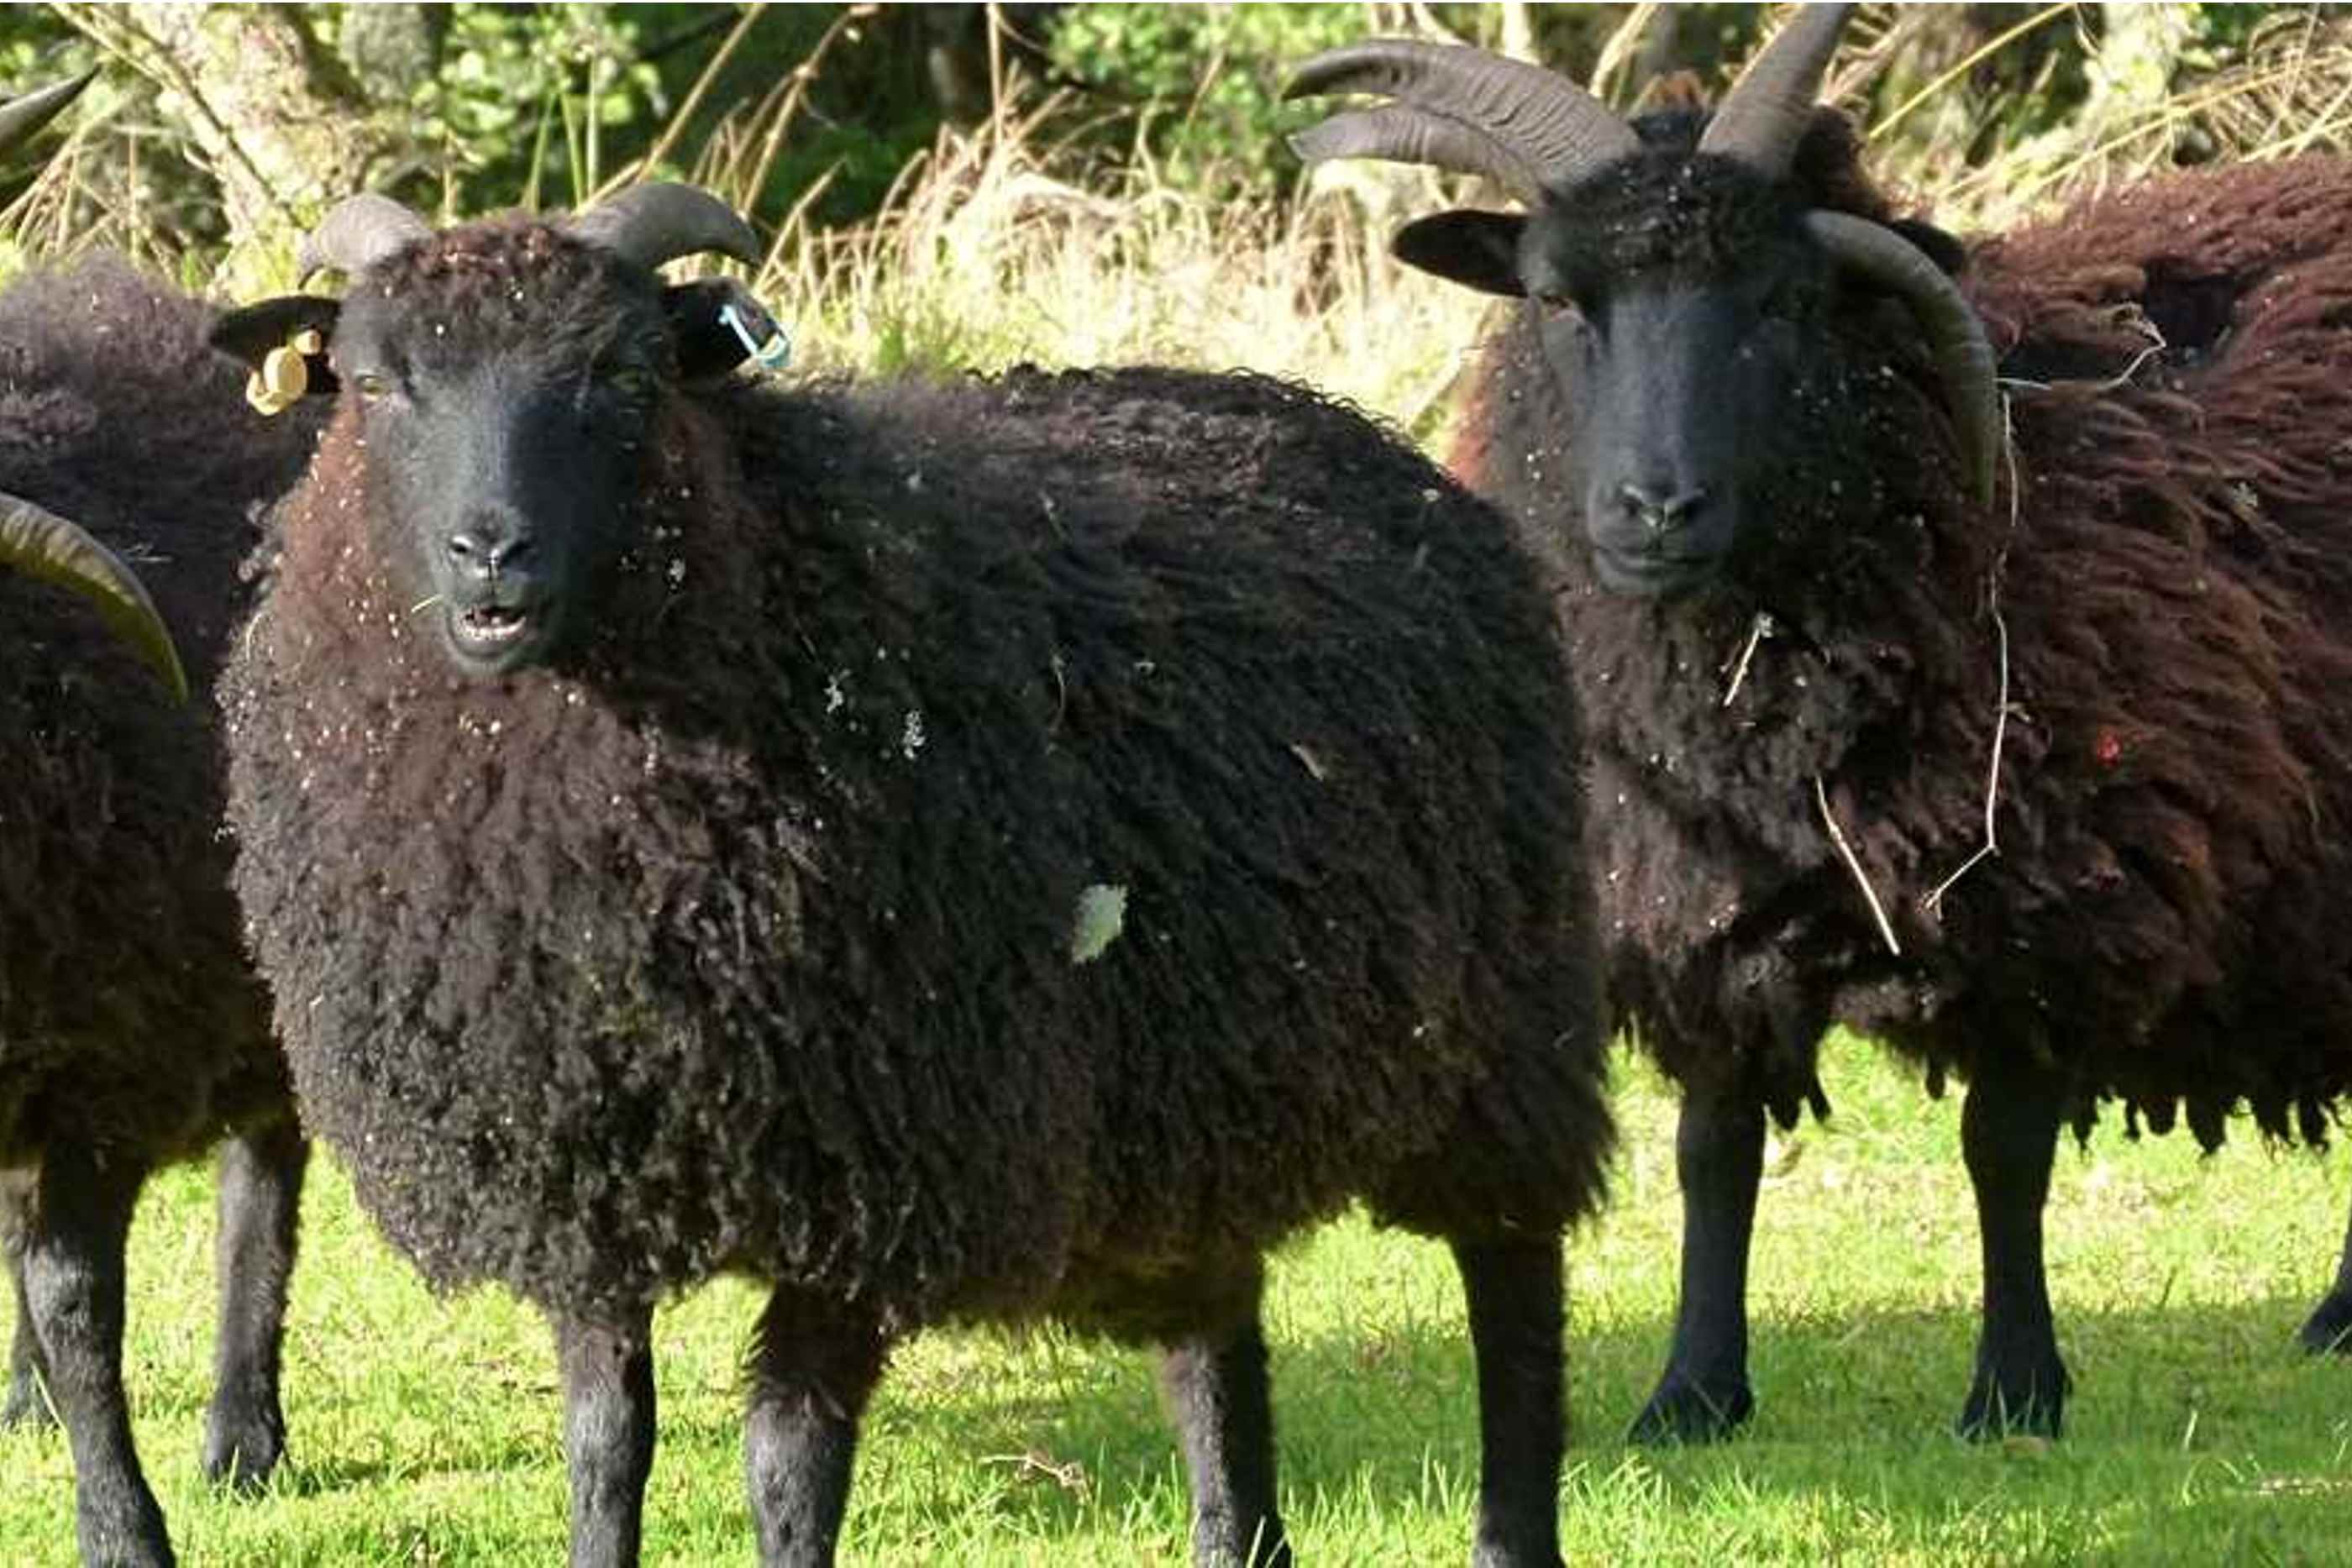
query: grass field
[{"left": 3, "top": 1032, "right": 2348, "bottom": 1565}]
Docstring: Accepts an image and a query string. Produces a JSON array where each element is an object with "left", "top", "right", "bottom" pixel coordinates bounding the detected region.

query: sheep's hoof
[
  {"left": 1956, "top": 1371, "right": 2066, "bottom": 1441},
  {"left": 2297, "top": 1292, "right": 2352, "bottom": 1354},
  {"left": 1472, "top": 1538, "right": 1565, "bottom": 1568},
  {"left": 1625, "top": 1375, "right": 1753, "bottom": 1445},
  {"left": 202, "top": 1398, "right": 285, "bottom": 1493},
  {"left": 72, "top": 1474, "right": 173, "bottom": 1568}
]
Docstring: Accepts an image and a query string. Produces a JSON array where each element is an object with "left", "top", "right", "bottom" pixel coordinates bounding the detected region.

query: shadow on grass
[
  {"left": 13, "top": 1284, "right": 2333, "bottom": 1562},
  {"left": 633, "top": 1289, "right": 2352, "bottom": 1557}
]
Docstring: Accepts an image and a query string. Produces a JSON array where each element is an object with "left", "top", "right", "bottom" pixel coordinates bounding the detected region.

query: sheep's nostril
[
  {"left": 445, "top": 529, "right": 530, "bottom": 582},
  {"left": 1618, "top": 483, "right": 1709, "bottom": 537}
]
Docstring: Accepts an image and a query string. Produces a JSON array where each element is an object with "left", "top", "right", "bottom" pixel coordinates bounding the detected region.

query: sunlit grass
[{"left": 4, "top": 1034, "right": 2349, "bottom": 1564}]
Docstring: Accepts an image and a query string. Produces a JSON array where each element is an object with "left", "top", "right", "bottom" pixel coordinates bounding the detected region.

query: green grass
[{"left": 4, "top": 1034, "right": 2349, "bottom": 1564}]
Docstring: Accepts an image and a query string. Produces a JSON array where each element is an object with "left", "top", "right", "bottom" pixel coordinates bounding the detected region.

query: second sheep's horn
[
  {"left": 297, "top": 192, "right": 434, "bottom": 280},
  {"left": 1285, "top": 39, "right": 1638, "bottom": 199},
  {"left": 0, "top": 71, "right": 95, "bottom": 159},
  {"left": 1697, "top": 2, "right": 1854, "bottom": 178},
  {"left": 0, "top": 492, "right": 188, "bottom": 701},
  {"left": 564, "top": 183, "right": 760, "bottom": 273},
  {"left": 1803, "top": 211, "right": 2001, "bottom": 508}
]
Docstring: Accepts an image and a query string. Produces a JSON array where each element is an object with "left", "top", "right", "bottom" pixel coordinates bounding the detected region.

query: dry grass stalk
[{"left": 1817, "top": 775, "right": 1903, "bottom": 958}]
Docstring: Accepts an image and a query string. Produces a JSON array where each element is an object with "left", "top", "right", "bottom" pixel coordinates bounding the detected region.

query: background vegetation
[
  {"left": 2, "top": 3, "right": 2349, "bottom": 410},
  {"left": 3, "top": 3, "right": 2351, "bottom": 1561}
]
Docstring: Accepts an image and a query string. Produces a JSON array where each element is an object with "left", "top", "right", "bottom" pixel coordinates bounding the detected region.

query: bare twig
[
  {"left": 1817, "top": 775, "right": 1902, "bottom": 957},
  {"left": 745, "top": 6, "right": 879, "bottom": 231},
  {"left": 1588, "top": 4, "right": 1659, "bottom": 103},
  {"left": 1868, "top": 3, "right": 2074, "bottom": 142},
  {"left": 2083, "top": 307, "right": 2167, "bottom": 392},
  {"left": 1921, "top": 604, "right": 2011, "bottom": 916},
  {"left": 1923, "top": 390, "right": 2026, "bottom": 918},
  {"left": 602, "top": 1, "right": 772, "bottom": 201},
  {"left": 979, "top": 1450, "right": 1091, "bottom": 1496},
  {"left": 991, "top": 3, "right": 1011, "bottom": 150},
  {"left": 1721, "top": 611, "right": 1773, "bottom": 709},
  {"left": 55, "top": 3, "right": 305, "bottom": 233}
]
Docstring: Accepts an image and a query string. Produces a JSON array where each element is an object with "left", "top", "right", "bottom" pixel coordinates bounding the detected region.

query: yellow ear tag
[
  {"left": 290, "top": 327, "right": 323, "bottom": 356},
  {"left": 245, "top": 343, "right": 308, "bottom": 417}
]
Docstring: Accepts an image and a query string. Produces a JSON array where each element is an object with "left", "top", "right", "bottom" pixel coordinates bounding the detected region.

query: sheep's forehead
[
  {"left": 348, "top": 219, "right": 660, "bottom": 370},
  {"left": 1546, "top": 154, "right": 1798, "bottom": 283}
]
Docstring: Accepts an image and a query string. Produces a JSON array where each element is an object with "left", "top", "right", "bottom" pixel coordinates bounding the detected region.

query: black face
[
  {"left": 328, "top": 276, "right": 667, "bottom": 678},
  {"left": 1524, "top": 205, "right": 1835, "bottom": 596},
  {"left": 1531, "top": 260, "right": 1811, "bottom": 595},
  {"left": 1392, "top": 159, "right": 1910, "bottom": 601}
]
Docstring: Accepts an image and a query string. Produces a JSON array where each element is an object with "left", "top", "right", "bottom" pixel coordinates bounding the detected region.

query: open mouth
[
  {"left": 456, "top": 603, "right": 529, "bottom": 645},
  {"left": 443, "top": 598, "right": 546, "bottom": 671}
]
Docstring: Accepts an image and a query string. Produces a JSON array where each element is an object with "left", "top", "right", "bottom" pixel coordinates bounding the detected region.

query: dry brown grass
[{"left": 12, "top": 3, "right": 2352, "bottom": 437}]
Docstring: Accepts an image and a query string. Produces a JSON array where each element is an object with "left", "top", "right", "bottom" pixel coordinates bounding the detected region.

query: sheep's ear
[
  {"left": 666, "top": 277, "right": 789, "bottom": 382},
  {"left": 1392, "top": 211, "right": 1529, "bottom": 297},
  {"left": 208, "top": 296, "right": 343, "bottom": 397},
  {"left": 1887, "top": 218, "right": 1966, "bottom": 277}
]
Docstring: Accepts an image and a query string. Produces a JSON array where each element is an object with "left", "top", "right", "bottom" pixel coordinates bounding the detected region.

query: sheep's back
[{"left": 1955, "top": 155, "right": 2352, "bottom": 1141}]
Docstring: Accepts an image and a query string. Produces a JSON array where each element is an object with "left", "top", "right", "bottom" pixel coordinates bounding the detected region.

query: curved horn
[
  {"left": 1285, "top": 40, "right": 1638, "bottom": 194},
  {"left": 1699, "top": 3, "right": 1853, "bottom": 179},
  {"left": 0, "top": 71, "right": 95, "bottom": 159},
  {"left": 564, "top": 182, "right": 760, "bottom": 273},
  {"left": 0, "top": 493, "right": 187, "bottom": 701},
  {"left": 1804, "top": 211, "right": 1999, "bottom": 507},
  {"left": 1291, "top": 106, "right": 1543, "bottom": 205},
  {"left": 297, "top": 192, "right": 433, "bottom": 279}
]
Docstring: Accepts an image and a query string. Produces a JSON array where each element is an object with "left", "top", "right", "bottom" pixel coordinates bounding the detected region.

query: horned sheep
[
  {"left": 0, "top": 242, "right": 320, "bottom": 1568},
  {"left": 1293, "top": 3, "right": 2352, "bottom": 1440},
  {"left": 209, "top": 184, "right": 1612, "bottom": 1566}
]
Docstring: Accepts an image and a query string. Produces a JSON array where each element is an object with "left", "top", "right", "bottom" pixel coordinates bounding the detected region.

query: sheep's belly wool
[{"left": 226, "top": 365, "right": 1610, "bottom": 1326}]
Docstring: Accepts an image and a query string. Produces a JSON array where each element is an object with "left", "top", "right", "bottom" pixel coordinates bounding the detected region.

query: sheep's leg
[
  {"left": 743, "top": 1285, "right": 890, "bottom": 1568},
  {"left": 554, "top": 1305, "right": 657, "bottom": 1568},
  {"left": 18, "top": 1144, "right": 173, "bottom": 1568},
  {"left": 1628, "top": 1082, "right": 1762, "bottom": 1443},
  {"left": 1158, "top": 1259, "right": 1288, "bottom": 1568},
  {"left": 1959, "top": 1055, "right": 2070, "bottom": 1437},
  {"left": 2298, "top": 1183, "right": 2352, "bottom": 1351},
  {"left": 202, "top": 1117, "right": 307, "bottom": 1491},
  {"left": 1454, "top": 1234, "right": 1565, "bottom": 1568},
  {"left": 3, "top": 1244, "right": 57, "bottom": 1430}
]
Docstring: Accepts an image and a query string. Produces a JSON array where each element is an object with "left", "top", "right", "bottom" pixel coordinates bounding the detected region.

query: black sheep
[
  {"left": 1292, "top": 3, "right": 2352, "bottom": 1440},
  {"left": 211, "top": 186, "right": 1611, "bottom": 1566},
  {"left": 0, "top": 250, "right": 323, "bottom": 1567}
]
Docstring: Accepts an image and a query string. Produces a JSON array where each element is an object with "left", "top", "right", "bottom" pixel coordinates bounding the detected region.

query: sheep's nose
[
  {"left": 444, "top": 520, "right": 531, "bottom": 583},
  {"left": 1618, "top": 482, "right": 1709, "bottom": 538}
]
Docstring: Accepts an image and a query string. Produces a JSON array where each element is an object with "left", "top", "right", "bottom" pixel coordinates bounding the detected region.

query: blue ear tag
[{"left": 720, "top": 301, "right": 792, "bottom": 373}]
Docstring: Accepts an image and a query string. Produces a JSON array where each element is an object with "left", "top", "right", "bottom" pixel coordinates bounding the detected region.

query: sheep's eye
[
  {"left": 353, "top": 370, "right": 391, "bottom": 401},
  {"left": 1538, "top": 292, "right": 1582, "bottom": 321},
  {"left": 603, "top": 366, "right": 654, "bottom": 400},
  {"left": 1537, "top": 292, "right": 1594, "bottom": 336}
]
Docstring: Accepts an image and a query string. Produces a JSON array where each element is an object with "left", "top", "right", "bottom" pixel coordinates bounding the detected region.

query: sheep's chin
[
  {"left": 440, "top": 600, "right": 554, "bottom": 677},
  {"left": 1589, "top": 545, "right": 1719, "bottom": 598}
]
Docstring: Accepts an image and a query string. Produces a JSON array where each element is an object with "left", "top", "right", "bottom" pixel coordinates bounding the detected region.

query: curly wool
[
  {"left": 0, "top": 257, "right": 319, "bottom": 1162},
  {"left": 226, "top": 282, "right": 1611, "bottom": 1329},
  {"left": 1457, "top": 139, "right": 2352, "bottom": 1146}
]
